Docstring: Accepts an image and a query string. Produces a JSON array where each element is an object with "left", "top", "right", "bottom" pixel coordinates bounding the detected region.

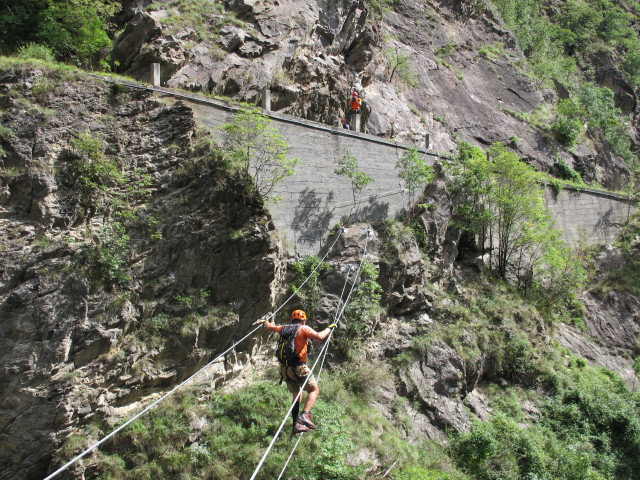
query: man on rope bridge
[{"left": 262, "top": 309, "right": 336, "bottom": 435}]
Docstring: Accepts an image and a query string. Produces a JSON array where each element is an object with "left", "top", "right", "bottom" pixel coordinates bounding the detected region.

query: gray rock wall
[
  {"left": 542, "top": 184, "right": 635, "bottom": 246},
  {"left": 185, "top": 97, "right": 438, "bottom": 255},
  {"left": 153, "top": 89, "right": 635, "bottom": 256}
]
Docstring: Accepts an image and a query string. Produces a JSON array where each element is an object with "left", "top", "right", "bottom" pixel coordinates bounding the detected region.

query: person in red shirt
[
  {"left": 350, "top": 90, "right": 362, "bottom": 114},
  {"left": 263, "top": 310, "right": 335, "bottom": 434}
]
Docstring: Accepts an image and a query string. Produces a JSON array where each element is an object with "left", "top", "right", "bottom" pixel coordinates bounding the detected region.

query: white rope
[
  {"left": 256, "top": 228, "right": 373, "bottom": 480},
  {"left": 271, "top": 228, "right": 344, "bottom": 319},
  {"left": 44, "top": 324, "right": 262, "bottom": 480},
  {"left": 275, "top": 262, "right": 356, "bottom": 480},
  {"left": 44, "top": 229, "right": 346, "bottom": 480},
  {"left": 248, "top": 331, "right": 333, "bottom": 480}
]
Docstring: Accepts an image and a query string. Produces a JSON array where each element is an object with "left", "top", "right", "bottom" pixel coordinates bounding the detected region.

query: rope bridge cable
[
  {"left": 253, "top": 228, "right": 373, "bottom": 480},
  {"left": 275, "top": 260, "right": 358, "bottom": 480},
  {"left": 43, "top": 229, "right": 346, "bottom": 480},
  {"left": 275, "top": 261, "right": 357, "bottom": 480},
  {"left": 43, "top": 323, "right": 263, "bottom": 480},
  {"left": 275, "top": 229, "right": 372, "bottom": 480},
  {"left": 248, "top": 329, "right": 334, "bottom": 480}
]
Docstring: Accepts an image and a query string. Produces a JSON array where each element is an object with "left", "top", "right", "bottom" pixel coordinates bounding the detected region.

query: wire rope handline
[
  {"left": 43, "top": 323, "right": 263, "bottom": 480},
  {"left": 275, "top": 259, "right": 358, "bottom": 480},
  {"left": 251, "top": 228, "right": 373, "bottom": 480},
  {"left": 43, "top": 229, "right": 346, "bottom": 480}
]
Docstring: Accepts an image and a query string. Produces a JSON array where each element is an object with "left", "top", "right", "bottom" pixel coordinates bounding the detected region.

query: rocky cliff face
[
  {"left": 0, "top": 65, "right": 286, "bottom": 479},
  {"left": 2, "top": 1, "right": 640, "bottom": 477},
  {"left": 112, "top": 0, "right": 637, "bottom": 189}
]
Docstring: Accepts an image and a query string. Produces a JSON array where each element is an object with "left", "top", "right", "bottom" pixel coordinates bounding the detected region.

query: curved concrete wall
[
  {"left": 183, "top": 97, "right": 438, "bottom": 255},
  {"left": 132, "top": 83, "right": 635, "bottom": 256},
  {"left": 542, "top": 184, "right": 635, "bottom": 246}
]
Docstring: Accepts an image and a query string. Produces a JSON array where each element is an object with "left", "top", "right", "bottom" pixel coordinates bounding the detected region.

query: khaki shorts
[{"left": 280, "top": 364, "right": 317, "bottom": 394}]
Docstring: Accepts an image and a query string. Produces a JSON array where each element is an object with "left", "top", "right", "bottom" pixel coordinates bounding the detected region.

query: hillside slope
[
  {"left": 0, "top": 61, "right": 639, "bottom": 479},
  {"left": 112, "top": 0, "right": 639, "bottom": 190}
]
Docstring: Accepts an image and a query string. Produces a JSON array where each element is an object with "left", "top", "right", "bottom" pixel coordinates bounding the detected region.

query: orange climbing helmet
[{"left": 291, "top": 309, "right": 307, "bottom": 323}]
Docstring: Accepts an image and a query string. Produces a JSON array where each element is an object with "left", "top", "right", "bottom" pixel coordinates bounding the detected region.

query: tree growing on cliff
[
  {"left": 395, "top": 147, "right": 435, "bottom": 202},
  {"left": 0, "top": 0, "right": 118, "bottom": 69},
  {"left": 448, "top": 142, "right": 584, "bottom": 302},
  {"left": 222, "top": 107, "right": 299, "bottom": 203},
  {"left": 335, "top": 147, "right": 374, "bottom": 223}
]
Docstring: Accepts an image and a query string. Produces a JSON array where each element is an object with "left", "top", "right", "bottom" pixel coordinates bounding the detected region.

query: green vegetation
[
  {"left": 490, "top": 0, "right": 638, "bottom": 186},
  {"left": 435, "top": 38, "right": 464, "bottom": 79},
  {"left": 139, "top": 306, "right": 236, "bottom": 343},
  {"left": 395, "top": 147, "right": 435, "bottom": 201},
  {"left": 222, "top": 107, "right": 300, "bottom": 203},
  {"left": 365, "top": 0, "right": 395, "bottom": 18},
  {"left": 551, "top": 98, "right": 584, "bottom": 147},
  {"left": 593, "top": 210, "right": 640, "bottom": 296},
  {"left": 0, "top": 0, "right": 118, "bottom": 69},
  {"left": 174, "top": 289, "right": 211, "bottom": 313},
  {"left": 90, "top": 375, "right": 464, "bottom": 479},
  {"left": 555, "top": 159, "right": 584, "bottom": 185},
  {"left": 340, "top": 260, "right": 383, "bottom": 354},
  {"left": 445, "top": 142, "right": 586, "bottom": 316},
  {"left": 14, "top": 43, "right": 56, "bottom": 62},
  {"left": 385, "top": 46, "right": 418, "bottom": 86},
  {"left": 151, "top": 0, "right": 248, "bottom": 43},
  {"left": 335, "top": 147, "right": 374, "bottom": 206},
  {"left": 478, "top": 42, "right": 506, "bottom": 61},
  {"left": 289, "top": 256, "right": 331, "bottom": 319},
  {"left": 80, "top": 222, "right": 131, "bottom": 287},
  {"left": 450, "top": 363, "right": 640, "bottom": 480}
]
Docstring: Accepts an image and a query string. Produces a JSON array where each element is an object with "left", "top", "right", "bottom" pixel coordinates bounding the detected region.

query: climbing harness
[
  {"left": 252, "top": 228, "right": 373, "bottom": 480},
  {"left": 43, "top": 229, "right": 346, "bottom": 480}
]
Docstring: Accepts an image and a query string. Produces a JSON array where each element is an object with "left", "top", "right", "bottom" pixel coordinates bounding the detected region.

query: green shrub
[
  {"left": 394, "top": 466, "right": 464, "bottom": 479},
  {"left": 555, "top": 159, "right": 583, "bottom": 184},
  {"left": 81, "top": 222, "right": 131, "bottom": 287},
  {"left": 541, "top": 366, "right": 640, "bottom": 478},
  {"left": 551, "top": 99, "right": 584, "bottom": 147},
  {"left": 478, "top": 42, "right": 505, "bottom": 60},
  {"left": 289, "top": 255, "right": 330, "bottom": 317},
  {"left": 15, "top": 43, "right": 56, "bottom": 62},
  {"left": 340, "top": 260, "right": 382, "bottom": 351}
]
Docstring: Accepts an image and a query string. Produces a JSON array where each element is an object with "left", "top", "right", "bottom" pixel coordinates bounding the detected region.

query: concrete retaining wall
[
  {"left": 149, "top": 89, "right": 635, "bottom": 256},
  {"left": 184, "top": 97, "right": 438, "bottom": 255},
  {"left": 542, "top": 184, "right": 635, "bottom": 246}
]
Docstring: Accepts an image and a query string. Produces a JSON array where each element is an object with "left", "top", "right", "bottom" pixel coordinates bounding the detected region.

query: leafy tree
[
  {"left": 290, "top": 256, "right": 331, "bottom": 319},
  {"left": 385, "top": 46, "right": 417, "bottom": 86},
  {"left": 334, "top": 147, "right": 374, "bottom": 205},
  {"left": 448, "top": 142, "right": 583, "bottom": 301},
  {"left": 0, "top": 0, "right": 47, "bottom": 54},
  {"left": 395, "top": 147, "right": 435, "bottom": 202},
  {"left": 222, "top": 107, "right": 300, "bottom": 203},
  {"left": 37, "top": 0, "right": 119, "bottom": 69},
  {"left": 445, "top": 142, "right": 493, "bottom": 256}
]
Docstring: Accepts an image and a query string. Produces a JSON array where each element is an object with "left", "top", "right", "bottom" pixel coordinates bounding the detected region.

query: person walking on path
[{"left": 263, "top": 309, "right": 336, "bottom": 434}]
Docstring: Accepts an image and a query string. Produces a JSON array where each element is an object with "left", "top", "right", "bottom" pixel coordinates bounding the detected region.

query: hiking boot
[
  {"left": 292, "top": 421, "right": 310, "bottom": 435},
  {"left": 297, "top": 412, "right": 317, "bottom": 429}
]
